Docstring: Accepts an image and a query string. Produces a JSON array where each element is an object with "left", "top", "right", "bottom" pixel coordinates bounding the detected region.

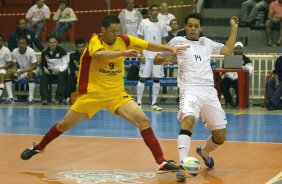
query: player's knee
[
  {"left": 56, "top": 121, "right": 70, "bottom": 132},
  {"left": 212, "top": 129, "right": 226, "bottom": 144},
  {"left": 138, "top": 115, "right": 150, "bottom": 130}
]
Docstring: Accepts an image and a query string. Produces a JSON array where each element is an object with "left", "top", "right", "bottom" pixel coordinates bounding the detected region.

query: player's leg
[
  {"left": 21, "top": 109, "right": 87, "bottom": 160},
  {"left": 0, "top": 71, "right": 5, "bottom": 100},
  {"left": 27, "top": 71, "right": 35, "bottom": 103},
  {"left": 137, "top": 58, "right": 152, "bottom": 106},
  {"left": 112, "top": 96, "right": 179, "bottom": 173},
  {"left": 151, "top": 61, "right": 165, "bottom": 110},
  {"left": 4, "top": 68, "right": 15, "bottom": 103},
  {"left": 196, "top": 87, "right": 227, "bottom": 168}
]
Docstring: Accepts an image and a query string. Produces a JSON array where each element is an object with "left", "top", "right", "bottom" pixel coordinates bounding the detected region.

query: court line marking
[{"left": 265, "top": 172, "right": 282, "bottom": 184}]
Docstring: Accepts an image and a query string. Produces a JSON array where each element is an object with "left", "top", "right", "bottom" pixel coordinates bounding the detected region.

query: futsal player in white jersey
[
  {"left": 0, "top": 34, "right": 14, "bottom": 103},
  {"left": 154, "top": 13, "right": 238, "bottom": 181},
  {"left": 12, "top": 37, "right": 38, "bottom": 104},
  {"left": 118, "top": 0, "right": 143, "bottom": 37},
  {"left": 136, "top": 4, "right": 168, "bottom": 111}
]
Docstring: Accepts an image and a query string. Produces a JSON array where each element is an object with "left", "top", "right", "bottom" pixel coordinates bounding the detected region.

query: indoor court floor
[{"left": 0, "top": 103, "right": 282, "bottom": 184}]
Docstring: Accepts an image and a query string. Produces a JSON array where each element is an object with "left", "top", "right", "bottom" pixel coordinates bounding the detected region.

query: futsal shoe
[
  {"left": 196, "top": 146, "right": 214, "bottom": 168},
  {"left": 157, "top": 160, "right": 180, "bottom": 174},
  {"left": 21, "top": 143, "right": 41, "bottom": 160},
  {"left": 176, "top": 170, "right": 186, "bottom": 182}
]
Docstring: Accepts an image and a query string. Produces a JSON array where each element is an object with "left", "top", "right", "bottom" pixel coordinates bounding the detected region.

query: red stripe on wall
[{"left": 78, "top": 48, "right": 92, "bottom": 94}]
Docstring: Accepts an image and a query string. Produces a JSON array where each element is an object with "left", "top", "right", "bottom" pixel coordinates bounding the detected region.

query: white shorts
[
  {"left": 0, "top": 69, "right": 6, "bottom": 74},
  {"left": 178, "top": 86, "right": 227, "bottom": 130},
  {"left": 139, "top": 58, "right": 164, "bottom": 78},
  {"left": 16, "top": 69, "right": 38, "bottom": 80}
]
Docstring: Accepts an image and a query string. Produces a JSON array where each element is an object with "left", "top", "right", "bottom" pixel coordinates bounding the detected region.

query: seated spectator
[
  {"left": 65, "top": 38, "right": 86, "bottom": 104},
  {"left": 8, "top": 18, "right": 44, "bottom": 52},
  {"left": 53, "top": 0, "right": 77, "bottom": 41},
  {"left": 220, "top": 42, "right": 254, "bottom": 107},
  {"left": 265, "top": 0, "right": 282, "bottom": 46},
  {"left": 0, "top": 34, "right": 15, "bottom": 103},
  {"left": 12, "top": 37, "right": 38, "bottom": 104},
  {"left": 157, "top": 2, "right": 176, "bottom": 32},
  {"left": 240, "top": 0, "right": 271, "bottom": 26},
  {"left": 267, "top": 56, "right": 282, "bottom": 110},
  {"left": 25, "top": 0, "right": 50, "bottom": 37},
  {"left": 40, "top": 34, "right": 69, "bottom": 105},
  {"left": 118, "top": 0, "right": 143, "bottom": 37}
]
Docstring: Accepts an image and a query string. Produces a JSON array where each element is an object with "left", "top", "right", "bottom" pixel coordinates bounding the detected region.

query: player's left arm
[
  {"left": 220, "top": 16, "right": 238, "bottom": 56},
  {"left": 153, "top": 53, "right": 177, "bottom": 65}
]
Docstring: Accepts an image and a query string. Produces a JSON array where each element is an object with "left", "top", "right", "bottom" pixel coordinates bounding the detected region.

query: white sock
[
  {"left": 137, "top": 81, "right": 145, "bottom": 104},
  {"left": 202, "top": 135, "right": 219, "bottom": 157},
  {"left": 152, "top": 82, "right": 160, "bottom": 105},
  {"left": 0, "top": 83, "right": 4, "bottom": 97},
  {"left": 5, "top": 81, "right": 13, "bottom": 99},
  {"left": 178, "top": 134, "right": 191, "bottom": 162},
  {"left": 28, "top": 82, "right": 35, "bottom": 101}
]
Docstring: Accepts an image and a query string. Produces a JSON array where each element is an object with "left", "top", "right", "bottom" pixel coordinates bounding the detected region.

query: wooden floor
[{"left": 1, "top": 134, "right": 282, "bottom": 184}]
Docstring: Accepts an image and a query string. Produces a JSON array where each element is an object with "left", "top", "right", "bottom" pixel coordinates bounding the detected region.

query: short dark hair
[
  {"left": 149, "top": 4, "right": 159, "bottom": 10},
  {"left": 17, "top": 18, "right": 26, "bottom": 25},
  {"left": 170, "top": 19, "right": 178, "bottom": 25},
  {"left": 185, "top": 13, "right": 203, "bottom": 26},
  {"left": 75, "top": 38, "right": 86, "bottom": 46},
  {"left": 47, "top": 33, "right": 57, "bottom": 41},
  {"left": 102, "top": 15, "right": 120, "bottom": 28},
  {"left": 17, "top": 36, "right": 27, "bottom": 43}
]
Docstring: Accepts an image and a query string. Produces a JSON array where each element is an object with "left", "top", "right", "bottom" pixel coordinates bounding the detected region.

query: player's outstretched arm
[
  {"left": 220, "top": 16, "right": 238, "bottom": 56},
  {"left": 147, "top": 42, "right": 188, "bottom": 54},
  {"left": 153, "top": 54, "right": 177, "bottom": 65},
  {"left": 94, "top": 49, "right": 139, "bottom": 61}
]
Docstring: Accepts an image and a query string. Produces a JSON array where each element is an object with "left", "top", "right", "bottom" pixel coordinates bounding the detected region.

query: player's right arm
[{"left": 153, "top": 54, "right": 177, "bottom": 65}]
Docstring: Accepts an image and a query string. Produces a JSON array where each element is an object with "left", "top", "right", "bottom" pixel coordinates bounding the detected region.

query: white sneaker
[{"left": 151, "top": 104, "right": 162, "bottom": 111}]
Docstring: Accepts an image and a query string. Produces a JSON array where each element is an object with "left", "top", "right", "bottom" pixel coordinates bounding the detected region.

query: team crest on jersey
[
  {"left": 43, "top": 169, "right": 155, "bottom": 183},
  {"left": 200, "top": 39, "right": 205, "bottom": 46}
]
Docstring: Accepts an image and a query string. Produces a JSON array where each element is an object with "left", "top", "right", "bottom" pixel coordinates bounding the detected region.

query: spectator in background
[
  {"left": 53, "top": 0, "right": 77, "bottom": 41},
  {"left": 166, "top": 19, "right": 179, "bottom": 42},
  {"left": 136, "top": 4, "right": 168, "bottom": 111},
  {"left": 0, "top": 34, "right": 15, "bottom": 103},
  {"left": 26, "top": 0, "right": 50, "bottom": 37},
  {"left": 267, "top": 56, "right": 282, "bottom": 110},
  {"left": 265, "top": 0, "right": 282, "bottom": 46},
  {"left": 12, "top": 37, "right": 38, "bottom": 104},
  {"left": 40, "top": 34, "right": 69, "bottom": 105},
  {"left": 118, "top": 0, "right": 143, "bottom": 37},
  {"left": 8, "top": 18, "right": 44, "bottom": 52},
  {"left": 157, "top": 2, "right": 176, "bottom": 32},
  {"left": 240, "top": 0, "right": 272, "bottom": 26},
  {"left": 65, "top": 38, "right": 86, "bottom": 104},
  {"left": 220, "top": 42, "right": 254, "bottom": 107}
]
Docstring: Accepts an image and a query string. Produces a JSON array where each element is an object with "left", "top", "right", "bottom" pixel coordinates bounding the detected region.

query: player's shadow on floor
[{"left": 201, "top": 169, "right": 224, "bottom": 184}]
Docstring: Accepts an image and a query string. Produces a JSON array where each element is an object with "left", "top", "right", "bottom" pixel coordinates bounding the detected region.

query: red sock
[
  {"left": 141, "top": 127, "right": 165, "bottom": 164},
  {"left": 35, "top": 123, "right": 62, "bottom": 150}
]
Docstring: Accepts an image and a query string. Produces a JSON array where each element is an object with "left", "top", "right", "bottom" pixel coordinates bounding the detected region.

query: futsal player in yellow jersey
[{"left": 21, "top": 15, "right": 188, "bottom": 173}]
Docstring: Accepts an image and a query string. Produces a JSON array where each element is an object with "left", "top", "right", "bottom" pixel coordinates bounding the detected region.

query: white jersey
[
  {"left": 157, "top": 13, "right": 176, "bottom": 32},
  {"left": 118, "top": 9, "right": 142, "bottom": 37},
  {"left": 162, "top": 36, "right": 224, "bottom": 89},
  {"left": 137, "top": 18, "right": 168, "bottom": 58},
  {"left": 12, "top": 47, "right": 37, "bottom": 69},
  {"left": 26, "top": 4, "right": 50, "bottom": 22},
  {"left": 0, "top": 45, "right": 12, "bottom": 67}
]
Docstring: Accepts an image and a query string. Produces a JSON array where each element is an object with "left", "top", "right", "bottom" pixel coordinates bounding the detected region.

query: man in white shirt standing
[
  {"left": 12, "top": 37, "right": 38, "bottom": 104},
  {"left": 118, "top": 0, "right": 143, "bottom": 37},
  {"left": 26, "top": 0, "right": 50, "bottom": 37},
  {"left": 0, "top": 34, "right": 14, "bottom": 103},
  {"left": 136, "top": 4, "right": 168, "bottom": 111},
  {"left": 154, "top": 13, "right": 238, "bottom": 182},
  {"left": 157, "top": 2, "right": 176, "bottom": 32}
]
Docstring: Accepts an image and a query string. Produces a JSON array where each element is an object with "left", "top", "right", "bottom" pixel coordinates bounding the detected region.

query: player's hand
[
  {"left": 163, "top": 55, "right": 177, "bottom": 64},
  {"left": 230, "top": 16, "right": 238, "bottom": 28},
  {"left": 123, "top": 49, "right": 140, "bottom": 57},
  {"left": 171, "top": 45, "right": 189, "bottom": 54}
]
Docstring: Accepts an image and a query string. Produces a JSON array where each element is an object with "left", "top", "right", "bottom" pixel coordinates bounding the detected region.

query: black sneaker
[
  {"left": 156, "top": 160, "right": 179, "bottom": 174},
  {"left": 21, "top": 143, "right": 41, "bottom": 160}
]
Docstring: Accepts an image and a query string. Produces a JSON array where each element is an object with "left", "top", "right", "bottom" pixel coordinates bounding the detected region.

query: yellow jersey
[{"left": 77, "top": 34, "right": 148, "bottom": 97}]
